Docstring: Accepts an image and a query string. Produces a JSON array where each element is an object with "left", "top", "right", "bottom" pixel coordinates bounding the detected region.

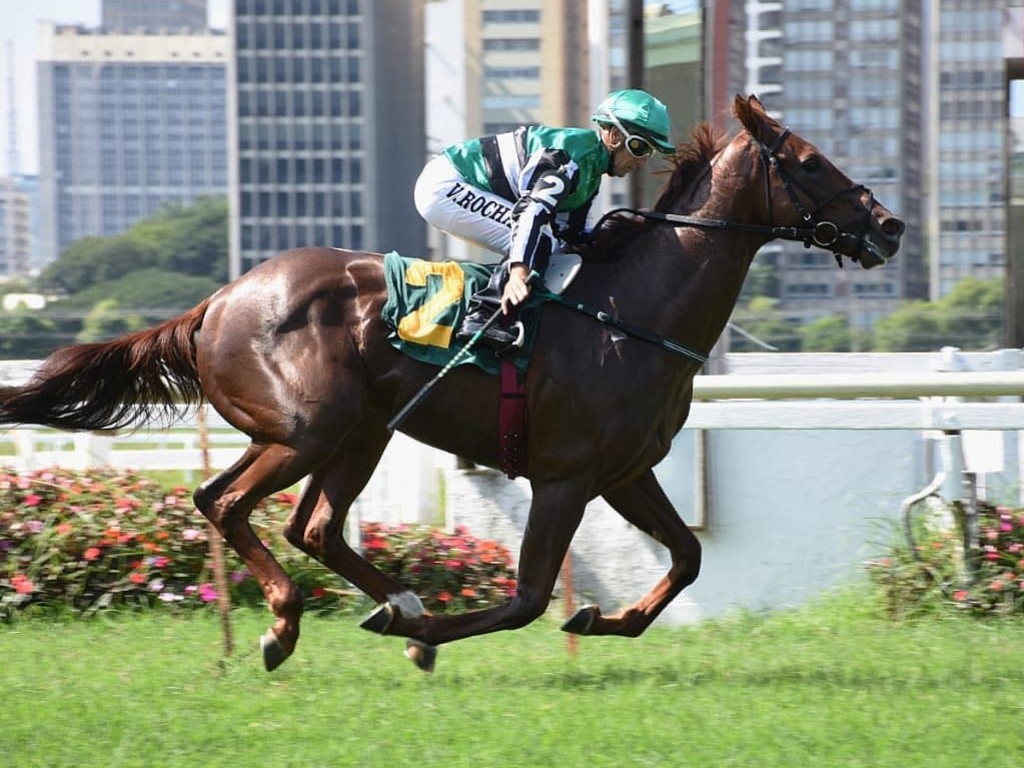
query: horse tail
[{"left": 0, "top": 298, "right": 211, "bottom": 432}]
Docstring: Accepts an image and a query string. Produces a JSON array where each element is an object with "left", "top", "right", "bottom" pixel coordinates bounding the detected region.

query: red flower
[
  {"left": 437, "top": 591, "right": 452, "bottom": 603},
  {"left": 11, "top": 574, "right": 34, "bottom": 594},
  {"left": 460, "top": 587, "right": 478, "bottom": 599},
  {"left": 312, "top": 587, "right": 326, "bottom": 598},
  {"left": 23, "top": 494, "right": 42, "bottom": 507},
  {"left": 129, "top": 572, "right": 146, "bottom": 585},
  {"left": 83, "top": 547, "right": 102, "bottom": 561}
]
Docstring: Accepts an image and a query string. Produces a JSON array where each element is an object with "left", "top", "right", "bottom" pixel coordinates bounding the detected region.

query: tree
[
  {"left": 128, "top": 196, "right": 229, "bottom": 282},
  {"left": 935, "top": 277, "right": 1003, "bottom": 350},
  {"left": 0, "top": 311, "right": 63, "bottom": 359},
  {"left": 39, "top": 235, "right": 159, "bottom": 295},
  {"left": 76, "top": 299, "right": 146, "bottom": 343},
  {"left": 59, "top": 268, "right": 222, "bottom": 322},
  {"left": 729, "top": 296, "right": 801, "bottom": 351},
  {"left": 800, "top": 314, "right": 852, "bottom": 352},
  {"left": 873, "top": 301, "right": 943, "bottom": 351}
]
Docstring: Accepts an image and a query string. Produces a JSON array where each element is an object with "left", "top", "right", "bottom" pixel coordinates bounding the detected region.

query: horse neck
[{"left": 640, "top": 135, "right": 771, "bottom": 355}]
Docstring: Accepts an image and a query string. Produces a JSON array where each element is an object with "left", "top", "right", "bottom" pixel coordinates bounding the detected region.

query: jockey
[{"left": 414, "top": 88, "right": 676, "bottom": 349}]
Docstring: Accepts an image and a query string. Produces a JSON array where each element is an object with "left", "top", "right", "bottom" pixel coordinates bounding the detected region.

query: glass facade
[
  {"left": 231, "top": 0, "right": 426, "bottom": 275},
  {"left": 37, "top": 25, "right": 227, "bottom": 266},
  {"left": 741, "top": 0, "right": 924, "bottom": 328}
]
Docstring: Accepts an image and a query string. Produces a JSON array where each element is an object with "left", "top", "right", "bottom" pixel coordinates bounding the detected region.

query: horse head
[{"left": 733, "top": 94, "right": 905, "bottom": 269}]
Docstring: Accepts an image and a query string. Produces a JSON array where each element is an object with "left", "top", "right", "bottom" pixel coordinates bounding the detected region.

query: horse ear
[{"left": 734, "top": 94, "right": 774, "bottom": 143}]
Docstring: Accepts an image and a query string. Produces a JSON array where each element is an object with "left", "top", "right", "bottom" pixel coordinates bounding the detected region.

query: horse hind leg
[
  {"left": 563, "top": 468, "right": 701, "bottom": 638},
  {"left": 193, "top": 442, "right": 324, "bottom": 671}
]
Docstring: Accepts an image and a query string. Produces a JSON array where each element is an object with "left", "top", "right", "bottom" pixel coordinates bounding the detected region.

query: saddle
[
  {"left": 381, "top": 250, "right": 581, "bottom": 479},
  {"left": 380, "top": 251, "right": 580, "bottom": 375}
]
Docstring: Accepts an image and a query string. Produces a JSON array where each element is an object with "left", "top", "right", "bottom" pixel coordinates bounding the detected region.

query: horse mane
[{"left": 579, "top": 122, "right": 729, "bottom": 263}]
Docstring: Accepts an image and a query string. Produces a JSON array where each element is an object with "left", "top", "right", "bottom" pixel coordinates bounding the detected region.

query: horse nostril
[{"left": 881, "top": 217, "right": 905, "bottom": 238}]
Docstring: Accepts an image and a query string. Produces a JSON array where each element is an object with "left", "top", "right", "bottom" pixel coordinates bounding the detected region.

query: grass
[{"left": 2, "top": 592, "right": 1023, "bottom": 767}]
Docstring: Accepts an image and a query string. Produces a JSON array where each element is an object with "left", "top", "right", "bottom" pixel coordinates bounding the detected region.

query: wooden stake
[
  {"left": 199, "top": 405, "right": 233, "bottom": 658},
  {"left": 561, "top": 550, "right": 578, "bottom": 658}
]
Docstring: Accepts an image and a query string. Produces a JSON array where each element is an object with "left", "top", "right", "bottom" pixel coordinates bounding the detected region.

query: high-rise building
[
  {"left": 0, "top": 174, "right": 39, "bottom": 277},
  {"left": 928, "top": 0, "right": 1008, "bottom": 298},
  {"left": 36, "top": 22, "right": 228, "bottom": 266},
  {"left": 228, "top": 0, "right": 427, "bottom": 276},
  {"left": 735, "top": 0, "right": 925, "bottom": 332},
  {"left": 102, "top": 0, "right": 209, "bottom": 32}
]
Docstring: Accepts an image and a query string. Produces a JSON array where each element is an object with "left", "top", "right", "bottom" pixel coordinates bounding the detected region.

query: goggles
[{"left": 600, "top": 111, "right": 656, "bottom": 158}]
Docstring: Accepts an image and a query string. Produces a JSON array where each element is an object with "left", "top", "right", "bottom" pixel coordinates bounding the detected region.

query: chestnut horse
[{"left": 0, "top": 96, "right": 903, "bottom": 672}]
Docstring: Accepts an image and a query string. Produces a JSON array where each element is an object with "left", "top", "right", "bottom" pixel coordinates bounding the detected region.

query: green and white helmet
[{"left": 591, "top": 89, "right": 675, "bottom": 155}]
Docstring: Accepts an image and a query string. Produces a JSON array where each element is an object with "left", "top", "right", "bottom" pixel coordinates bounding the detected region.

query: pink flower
[
  {"left": 198, "top": 583, "right": 218, "bottom": 602},
  {"left": 952, "top": 589, "right": 969, "bottom": 602},
  {"left": 83, "top": 547, "right": 102, "bottom": 561},
  {"left": 182, "top": 528, "right": 200, "bottom": 541},
  {"left": 23, "top": 494, "right": 42, "bottom": 507}
]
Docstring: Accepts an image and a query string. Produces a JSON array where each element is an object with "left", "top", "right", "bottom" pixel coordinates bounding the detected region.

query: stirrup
[{"left": 507, "top": 321, "right": 526, "bottom": 348}]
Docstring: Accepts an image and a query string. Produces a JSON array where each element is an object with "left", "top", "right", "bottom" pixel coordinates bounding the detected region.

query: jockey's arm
[{"left": 504, "top": 160, "right": 577, "bottom": 312}]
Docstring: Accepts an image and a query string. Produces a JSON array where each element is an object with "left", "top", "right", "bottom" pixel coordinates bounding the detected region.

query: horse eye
[{"left": 802, "top": 155, "right": 822, "bottom": 171}]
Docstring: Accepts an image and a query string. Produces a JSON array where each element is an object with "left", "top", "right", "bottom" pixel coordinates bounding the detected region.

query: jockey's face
[{"left": 600, "top": 125, "right": 651, "bottom": 177}]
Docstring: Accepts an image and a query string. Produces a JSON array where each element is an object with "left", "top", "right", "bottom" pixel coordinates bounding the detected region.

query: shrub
[
  {"left": 0, "top": 468, "right": 517, "bottom": 619},
  {"left": 868, "top": 502, "right": 1024, "bottom": 617},
  {"left": 360, "top": 521, "right": 518, "bottom": 613}
]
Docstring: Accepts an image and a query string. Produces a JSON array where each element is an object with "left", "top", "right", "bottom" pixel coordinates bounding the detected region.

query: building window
[{"left": 483, "top": 38, "right": 540, "bottom": 52}]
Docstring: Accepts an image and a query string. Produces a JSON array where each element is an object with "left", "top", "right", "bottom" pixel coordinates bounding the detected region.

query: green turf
[{"left": 2, "top": 592, "right": 1022, "bottom": 767}]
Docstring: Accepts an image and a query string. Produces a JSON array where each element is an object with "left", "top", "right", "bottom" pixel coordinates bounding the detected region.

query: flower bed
[
  {"left": 868, "top": 501, "right": 1024, "bottom": 616},
  {"left": 0, "top": 468, "right": 516, "bottom": 619}
]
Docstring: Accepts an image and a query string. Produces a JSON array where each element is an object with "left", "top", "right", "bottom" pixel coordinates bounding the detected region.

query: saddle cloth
[{"left": 380, "top": 251, "right": 535, "bottom": 375}]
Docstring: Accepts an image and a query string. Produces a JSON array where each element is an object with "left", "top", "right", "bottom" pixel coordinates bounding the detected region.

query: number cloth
[{"left": 380, "top": 252, "right": 537, "bottom": 374}]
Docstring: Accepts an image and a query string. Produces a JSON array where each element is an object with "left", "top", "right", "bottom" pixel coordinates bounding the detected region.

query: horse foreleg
[
  {"left": 563, "top": 468, "right": 701, "bottom": 638},
  {"left": 194, "top": 443, "right": 321, "bottom": 671},
  {"left": 361, "top": 479, "right": 588, "bottom": 651}
]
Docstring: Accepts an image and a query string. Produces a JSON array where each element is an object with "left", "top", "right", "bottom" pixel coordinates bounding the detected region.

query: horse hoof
[
  {"left": 404, "top": 640, "right": 438, "bottom": 673},
  {"left": 561, "top": 605, "right": 599, "bottom": 635},
  {"left": 359, "top": 603, "right": 395, "bottom": 635},
  {"left": 260, "top": 629, "right": 290, "bottom": 672}
]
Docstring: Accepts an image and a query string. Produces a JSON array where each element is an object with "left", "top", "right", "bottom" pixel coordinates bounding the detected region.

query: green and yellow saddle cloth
[{"left": 380, "top": 251, "right": 539, "bottom": 374}]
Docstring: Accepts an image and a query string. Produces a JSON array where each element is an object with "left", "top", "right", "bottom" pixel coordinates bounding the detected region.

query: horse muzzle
[{"left": 850, "top": 213, "right": 905, "bottom": 269}]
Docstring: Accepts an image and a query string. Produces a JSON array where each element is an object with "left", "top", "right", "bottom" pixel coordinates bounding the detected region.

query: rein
[
  {"left": 591, "top": 127, "right": 879, "bottom": 264},
  {"left": 531, "top": 282, "right": 709, "bottom": 366}
]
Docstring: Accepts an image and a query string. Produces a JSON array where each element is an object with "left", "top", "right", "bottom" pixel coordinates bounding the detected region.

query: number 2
[{"left": 397, "top": 261, "right": 465, "bottom": 348}]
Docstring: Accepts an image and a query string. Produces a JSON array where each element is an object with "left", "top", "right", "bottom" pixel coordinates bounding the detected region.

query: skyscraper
[
  {"left": 36, "top": 21, "right": 228, "bottom": 266},
  {"left": 102, "top": 0, "right": 209, "bottom": 32},
  {"left": 736, "top": 0, "right": 925, "bottom": 332},
  {"left": 929, "top": 0, "right": 1008, "bottom": 298},
  {"left": 228, "top": 0, "right": 426, "bottom": 276}
]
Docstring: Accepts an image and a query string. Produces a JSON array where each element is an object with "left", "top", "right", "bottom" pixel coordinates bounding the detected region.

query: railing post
[{"left": 940, "top": 430, "right": 980, "bottom": 584}]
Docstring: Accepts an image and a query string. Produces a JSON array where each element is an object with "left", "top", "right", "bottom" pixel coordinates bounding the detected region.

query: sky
[{"left": 0, "top": 0, "right": 228, "bottom": 177}]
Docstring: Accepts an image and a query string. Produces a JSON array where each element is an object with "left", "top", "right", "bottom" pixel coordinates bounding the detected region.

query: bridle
[{"left": 591, "top": 126, "right": 886, "bottom": 266}]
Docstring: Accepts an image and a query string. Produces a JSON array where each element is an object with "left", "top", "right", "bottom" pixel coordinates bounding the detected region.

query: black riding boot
[{"left": 456, "top": 266, "right": 519, "bottom": 349}]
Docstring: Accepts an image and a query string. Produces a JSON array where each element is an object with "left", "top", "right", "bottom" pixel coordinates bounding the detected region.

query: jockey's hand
[{"left": 501, "top": 264, "right": 532, "bottom": 314}]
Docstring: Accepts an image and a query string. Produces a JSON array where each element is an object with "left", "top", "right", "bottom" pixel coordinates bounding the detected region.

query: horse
[{"left": 0, "top": 95, "right": 904, "bottom": 672}]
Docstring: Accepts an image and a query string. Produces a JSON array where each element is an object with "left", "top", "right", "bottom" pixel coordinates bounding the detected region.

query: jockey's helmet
[{"left": 591, "top": 89, "right": 675, "bottom": 155}]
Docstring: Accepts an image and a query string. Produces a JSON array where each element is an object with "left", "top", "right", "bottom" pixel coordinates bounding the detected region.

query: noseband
[
  {"left": 757, "top": 128, "right": 876, "bottom": 263},
  {"left": 594, "top": 126, "right": 884, "bottom": 265}
]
